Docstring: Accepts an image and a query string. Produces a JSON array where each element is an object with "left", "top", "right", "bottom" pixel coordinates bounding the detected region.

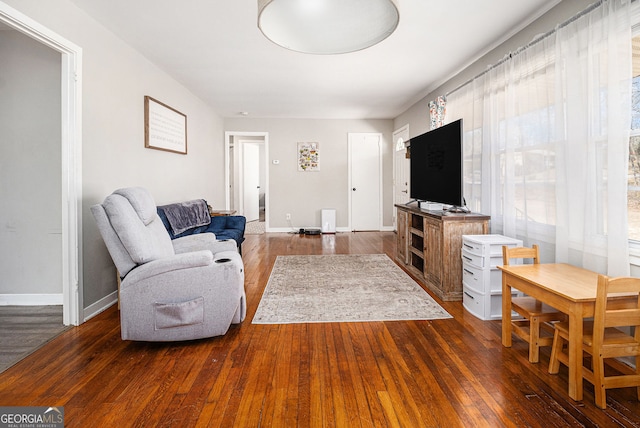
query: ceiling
[{"left": 68, "top": 0, "right": 560, "bottom": 120}]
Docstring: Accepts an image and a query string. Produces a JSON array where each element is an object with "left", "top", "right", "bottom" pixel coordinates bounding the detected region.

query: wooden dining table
[{"left": 499, "top": 263, "right": 635, "bottom": 401}]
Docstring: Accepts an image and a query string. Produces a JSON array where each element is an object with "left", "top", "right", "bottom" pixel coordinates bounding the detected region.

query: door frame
[
  {"left": 224, "top": 131, "right": 269, "bottom": 229},
  {"left": 0, "top": 3, "right": 83, "bottom": 325},
  {"left": 347, "top": 133, "right": 383, "bottom": 231}
]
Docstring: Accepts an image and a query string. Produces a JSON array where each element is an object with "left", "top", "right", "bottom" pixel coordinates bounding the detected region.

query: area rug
[
  {"left": 245, "top": 220, "right": 265, "bottom": 235},
  {"left": 253, "top": 254, "right": 452, "bottom": 324}
]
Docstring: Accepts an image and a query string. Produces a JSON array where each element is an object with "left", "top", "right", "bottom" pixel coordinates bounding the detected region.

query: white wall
[
  {"left": 3, "top": 0, "right": 227, "bottom": 313},
  {"left": 0, "top": 28, "right": 62, "bottom": 298},
  {"left": 224, "top": 118, "right": 394, "bottom": 230}
]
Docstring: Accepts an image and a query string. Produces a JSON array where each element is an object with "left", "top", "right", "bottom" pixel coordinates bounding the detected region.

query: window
[{"left": 629, "top": 35, "right": 640, "bottom": 242}]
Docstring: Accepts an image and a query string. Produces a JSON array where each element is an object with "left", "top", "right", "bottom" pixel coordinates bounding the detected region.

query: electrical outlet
[{"left": 286, "top": 213, "right": 291, "bottom": 220}]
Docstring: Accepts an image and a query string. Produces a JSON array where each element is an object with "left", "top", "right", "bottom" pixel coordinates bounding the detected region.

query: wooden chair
[
  {"left": 548, "top": 274, "right": 640, "bottom": 409},
  {"left": 503, "top": 244, "right": 566, "bottom": 363}
]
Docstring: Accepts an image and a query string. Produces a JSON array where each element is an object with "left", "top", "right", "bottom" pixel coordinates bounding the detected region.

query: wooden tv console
[{"left": 395, "top": 204, "right": 490, "bottom": 301}]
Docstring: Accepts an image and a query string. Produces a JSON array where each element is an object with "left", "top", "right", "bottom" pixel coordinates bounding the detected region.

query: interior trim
[{"left": 0, "top": 2, "right": 84, "bottom": 326}]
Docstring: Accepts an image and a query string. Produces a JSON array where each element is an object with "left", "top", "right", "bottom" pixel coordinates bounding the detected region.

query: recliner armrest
[
  {"left": 122, "top": 250, "right": 214, "bottom": 286},
  {"left": 172, "top": 234, "right": 237, "bottom": 255}
]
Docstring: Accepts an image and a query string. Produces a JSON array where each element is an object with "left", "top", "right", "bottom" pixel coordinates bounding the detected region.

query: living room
[
  {"left": 4, "top": 0, "right": 628, "bottom": 321},
  {"left": 2, "top": 0, "right": 640, "bottom": 425}
]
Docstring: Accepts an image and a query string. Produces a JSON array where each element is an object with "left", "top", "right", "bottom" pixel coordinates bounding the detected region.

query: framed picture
[
  {"left": 298, "top": 142, "right": 319, "bottom": 171},
  {"left": 144, "top": 96, "right": 187, "bottom": 154}
]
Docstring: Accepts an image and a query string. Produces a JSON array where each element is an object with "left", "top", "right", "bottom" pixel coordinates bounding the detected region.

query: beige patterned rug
[
  {"left": 253, "top": 254, "right": 452, "bottom": 324},
  {"left": 245, "top": 220, "right": 265, "bottom": 235}
]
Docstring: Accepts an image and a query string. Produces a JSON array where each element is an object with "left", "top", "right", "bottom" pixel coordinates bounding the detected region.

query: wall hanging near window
[
  {"left": 298, "top": 142, "right": 319, "bottom": 171},
  {"left": 144, "top": 96, "right": 187, "bottom": 154},
  {"left": 429, "top": 95, "right": 446, "bottom": 129}
]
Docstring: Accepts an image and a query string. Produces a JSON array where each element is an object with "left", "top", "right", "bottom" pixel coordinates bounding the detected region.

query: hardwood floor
[
  {"left": 0, "top": 305, "right": 68, "bottom": 373},
  {"left": 1, "top": 232, "right": 639, "bottom": 427}
]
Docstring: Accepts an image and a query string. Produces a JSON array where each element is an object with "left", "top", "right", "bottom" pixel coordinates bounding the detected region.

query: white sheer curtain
[{"left": 447, "top": 0, "right": 633, "bottom": 275}]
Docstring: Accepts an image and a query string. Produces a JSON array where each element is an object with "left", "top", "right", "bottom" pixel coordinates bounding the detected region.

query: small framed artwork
[
  {"left": 298, "top": 142, "right": 319, "bottom": 171},
  {"left": 144, "top": 96, "right": 187, "bottom": 154}
]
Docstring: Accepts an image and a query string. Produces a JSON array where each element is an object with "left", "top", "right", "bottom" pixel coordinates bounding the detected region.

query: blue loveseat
[{"left": 157, "top": 200, "right": 246, "bottom": 253}]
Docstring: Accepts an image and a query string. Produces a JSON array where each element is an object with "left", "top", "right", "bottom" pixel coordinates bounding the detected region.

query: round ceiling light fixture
[{"left": 257, "top": 0, "right": 399, "bottom": 55}]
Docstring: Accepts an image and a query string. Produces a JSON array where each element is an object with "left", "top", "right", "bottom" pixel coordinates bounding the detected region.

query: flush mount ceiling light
[{"left": 257, "top": 0, "right": 399, "bottom": 55}]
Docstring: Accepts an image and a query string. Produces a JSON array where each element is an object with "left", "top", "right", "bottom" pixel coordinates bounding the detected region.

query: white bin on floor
[{"left": 321, "top": 209, "right": 336, "bottom": 234}]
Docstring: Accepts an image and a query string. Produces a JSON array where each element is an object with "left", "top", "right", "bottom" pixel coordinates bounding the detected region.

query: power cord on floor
[{"left": 287, "top": 218, "right": 299, "bottom": 234}]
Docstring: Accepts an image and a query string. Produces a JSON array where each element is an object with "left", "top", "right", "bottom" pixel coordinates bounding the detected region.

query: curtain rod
[{"left": 445, "top": 0, "right": 604, "bottom": 98}]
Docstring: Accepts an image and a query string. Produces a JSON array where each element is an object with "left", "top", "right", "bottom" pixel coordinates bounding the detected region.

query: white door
[
  {"left": 243, "top": 143, "right": 260, "bottom": 222},
  {"left": 395, "top": 148, "right": 410, "bottom": 205},
  {"left": 393, "top": 125, "right": 410, "bottom": 231},
  {"left": 393, "top": 125, "right": 410, "bottom": 207},
  {"left": 349, "top": 133, "right": 381, "bottom": 231}
]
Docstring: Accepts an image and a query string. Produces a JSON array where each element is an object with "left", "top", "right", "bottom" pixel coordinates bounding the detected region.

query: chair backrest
[
  {"left": 502, "top": 244, "right": 540, "bottom": 266},
  {"left": 592, "top": 275, "right": 640, "bottom": 351},
  {"left": 91, "top": 187, "right": 174, "bottom": 277}
]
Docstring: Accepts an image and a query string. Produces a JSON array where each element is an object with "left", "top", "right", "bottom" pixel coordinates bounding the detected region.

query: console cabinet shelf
[{"left": 395, "top": 204, "right": 490, "bottom": 301}]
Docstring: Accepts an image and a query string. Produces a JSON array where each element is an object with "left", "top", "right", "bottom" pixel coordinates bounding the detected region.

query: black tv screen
[{"left": 409, "top": 119, "right": 463, "bottom": 207}]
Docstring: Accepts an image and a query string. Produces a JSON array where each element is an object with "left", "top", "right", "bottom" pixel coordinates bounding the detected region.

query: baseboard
[
  {"left": 266, "top": 227, "right": 298, "bottom": 233},
  {"left": 83, "top": 290, "right": 118, "bottom": 321},
  {"left": 266, "top": 226, "right": 389, "bottom": 233},
  {"left": 0, "top": 294, "right": 63, "bottom": 305}
]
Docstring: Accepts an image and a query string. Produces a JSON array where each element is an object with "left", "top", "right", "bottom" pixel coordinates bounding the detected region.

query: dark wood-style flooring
[
  {"left": 0, "top": 305, "right": 67, "bottom": 373},
  {"left": 0, "top": 232, "right": 639, "bottom": 427}
]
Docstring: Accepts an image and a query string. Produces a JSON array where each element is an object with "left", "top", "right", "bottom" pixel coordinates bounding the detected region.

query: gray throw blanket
[{"left": 160, "top": 199, "right": 211, "bottom": 235}]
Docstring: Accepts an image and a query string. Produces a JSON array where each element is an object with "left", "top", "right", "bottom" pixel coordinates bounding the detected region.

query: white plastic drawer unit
[{"left": 461, "top": 234, "right": 523, "bottom": 320}]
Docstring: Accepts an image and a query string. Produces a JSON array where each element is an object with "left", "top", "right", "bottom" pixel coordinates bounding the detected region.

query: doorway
[
  {"left": 1, "top": 24, "right": 62, "bottom": 305},
  {"left": 242, "top": 142, "right": 261, "bottom": 222},
  {"left": 225, "top": 132, "right": 269, "bottom": 231},
  {"left": 348, "top": 133, "right": 382, "bottom": 231},
  {"left": 0, "top": 4, "right": 82, "bottom": 325}
]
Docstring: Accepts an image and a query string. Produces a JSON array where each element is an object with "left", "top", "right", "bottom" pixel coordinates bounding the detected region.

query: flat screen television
[{"left": 409, "top": 119, "right": 465, "bottom": 210}]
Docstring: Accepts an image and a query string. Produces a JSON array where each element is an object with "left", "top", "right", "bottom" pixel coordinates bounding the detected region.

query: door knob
[{"left": 352, "top": 188, "right": 356, "bottom": 191}]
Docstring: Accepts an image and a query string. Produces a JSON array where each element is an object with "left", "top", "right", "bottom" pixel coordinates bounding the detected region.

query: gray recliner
[{"left": 90, "top": 187, "right": 246, "bottom": 341}]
